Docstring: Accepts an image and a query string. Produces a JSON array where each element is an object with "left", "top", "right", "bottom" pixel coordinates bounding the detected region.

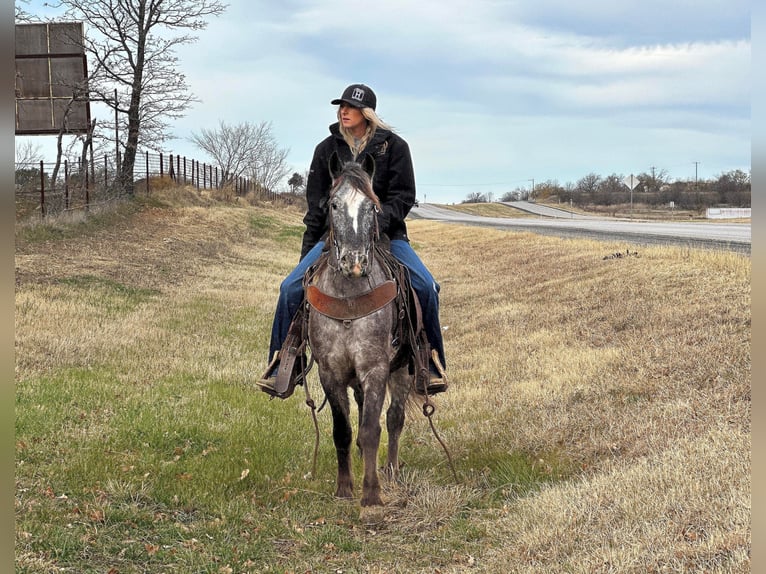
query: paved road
[{"left": 408, "top": 202, "right": 751, "bottom": 254}]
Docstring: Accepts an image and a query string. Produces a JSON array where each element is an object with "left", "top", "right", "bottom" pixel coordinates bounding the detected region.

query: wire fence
[{"left": 15, "top": 151, "right": 271, "bottom": 221}]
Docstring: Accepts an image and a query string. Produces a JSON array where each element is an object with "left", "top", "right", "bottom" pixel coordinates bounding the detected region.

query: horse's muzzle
[{"left": 339, "top": 251, "right": 369, "bottom": 278}]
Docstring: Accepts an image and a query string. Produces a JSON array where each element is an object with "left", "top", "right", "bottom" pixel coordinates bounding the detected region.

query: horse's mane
[{"left": 331, "top": 162, "right": 381, "bottom": 211}]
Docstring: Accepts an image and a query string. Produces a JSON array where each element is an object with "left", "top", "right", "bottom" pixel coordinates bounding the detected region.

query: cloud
[{"left": 17, "top": 0, "right": 750, "bottom": 202}]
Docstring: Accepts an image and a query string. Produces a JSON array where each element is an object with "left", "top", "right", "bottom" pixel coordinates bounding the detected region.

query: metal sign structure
[
  {"left": 15, "top": 22, "right": 91, "bottom": 135},
  {"left": 623, "top": 174, "right": 639, "bottom": 217},
  {"left": 622, "top": 174, "right": 639, "bottom": 191}
]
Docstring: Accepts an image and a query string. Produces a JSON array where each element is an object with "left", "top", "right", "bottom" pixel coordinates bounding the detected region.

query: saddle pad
[{"left": 306, "top": 280, "right": 397, "bottom": 320}]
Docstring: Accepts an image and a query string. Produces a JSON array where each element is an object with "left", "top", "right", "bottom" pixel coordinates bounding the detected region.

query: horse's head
[{"left": 327, "top": 152, "right": 380, "bottom": 279}]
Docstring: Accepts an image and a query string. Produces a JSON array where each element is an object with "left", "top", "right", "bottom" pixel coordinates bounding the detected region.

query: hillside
[{"left": 15, "top": 185, "right": 750, "bottom": 573}]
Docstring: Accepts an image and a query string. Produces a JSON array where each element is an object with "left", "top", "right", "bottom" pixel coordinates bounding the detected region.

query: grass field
[{"left": 15, "top": 184, "right": 750, "bottom": 573}]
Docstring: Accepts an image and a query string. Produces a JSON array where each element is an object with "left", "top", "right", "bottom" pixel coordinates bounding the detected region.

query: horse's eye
[{"left": 330, "top": 202, "right": 338, "bottom": 211}]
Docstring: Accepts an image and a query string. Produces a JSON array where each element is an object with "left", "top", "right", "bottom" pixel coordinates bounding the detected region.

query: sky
[{"left": 16, "top": 0, "right": 751, "bottom": 204}]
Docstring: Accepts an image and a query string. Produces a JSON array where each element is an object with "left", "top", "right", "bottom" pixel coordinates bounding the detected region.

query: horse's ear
[
  {"left": 329, "top": 151, "right": 343, "bottom": 180},
  {"left": 361, "top": 152, "right": 375, "bottom": 180}
]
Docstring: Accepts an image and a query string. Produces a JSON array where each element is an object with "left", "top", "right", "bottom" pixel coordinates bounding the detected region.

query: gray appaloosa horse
[{"left": 305, "top": 152, "right": 413, "bottom": 511}]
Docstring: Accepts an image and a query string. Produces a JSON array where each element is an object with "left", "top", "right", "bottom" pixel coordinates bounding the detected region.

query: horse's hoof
[
  {"left": 359, "top": 505, "right": 385, "bottom": 525},
  {"left": 335, "top": 487, "right": 354, "bottom": 499}
]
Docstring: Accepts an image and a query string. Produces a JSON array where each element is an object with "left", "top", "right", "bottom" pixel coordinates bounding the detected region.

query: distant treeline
[{"left": 465, "top": 169, "right": 751, "bottom": 209}]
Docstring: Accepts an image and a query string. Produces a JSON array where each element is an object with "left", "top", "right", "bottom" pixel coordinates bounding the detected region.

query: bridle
[{"left": 327, "top": 173, "right": 381, "bottom": 274}]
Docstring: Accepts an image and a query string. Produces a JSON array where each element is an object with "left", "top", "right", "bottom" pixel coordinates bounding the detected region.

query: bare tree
[
  {"left": 462, "top": 191, "right": 489, "bottom": 203},
  {"left": 15, "top": 0, "right": 33, "bottom": 21},
  {"left": 251, "top": 141, "right": 290, "bottom": 193},
  {"left": 15, "top": 140, "right": 43, "bottom": 165},
  {"left": 575, "top": 173, "right": 601, "bottom": 194},
  {"left": 499, "top": 189, "right": 520, "bottom": 202},
  {"left": 190, "top": 120, "right": 272, "bottom": 188},
  {"left": 190, "top": 119, "right": 290, "bottom": 192},
  {"left": 638, "top": 168, "right": 668, "bottom": 193},
  {"left": 57, "top": 0, "right": 227, "bottom": 193},
  {"left": 49, "top": 96, "right": 79, "bottom": 193}
]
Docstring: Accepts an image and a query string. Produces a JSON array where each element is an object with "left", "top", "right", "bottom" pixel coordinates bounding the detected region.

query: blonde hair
[{"left": 337, "top": 107, "right": 394, "bottom": 158}]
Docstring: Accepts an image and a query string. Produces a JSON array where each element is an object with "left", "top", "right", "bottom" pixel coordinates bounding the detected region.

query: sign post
[{"left": 622, "top": 174, "right": 639, "bottom": 218}]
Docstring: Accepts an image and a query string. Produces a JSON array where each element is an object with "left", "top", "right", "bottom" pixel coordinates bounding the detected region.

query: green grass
[
  {"left": 249, "top": 212, "right": 304, "bottom": 242},
  {"left": 15, "top": 354, "right": 513, "bottom": 571}
]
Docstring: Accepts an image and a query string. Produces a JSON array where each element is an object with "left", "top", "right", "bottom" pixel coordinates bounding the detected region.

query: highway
[{"left": 408, "top": 201, "right": 751, "bottom": 254}]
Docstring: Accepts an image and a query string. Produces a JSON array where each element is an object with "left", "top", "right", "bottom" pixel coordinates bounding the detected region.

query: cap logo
[{"left": 351, "top": 87, "right": 365, "bottom": 101}]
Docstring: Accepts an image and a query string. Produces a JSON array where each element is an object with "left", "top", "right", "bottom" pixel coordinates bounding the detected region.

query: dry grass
[
  {"left": 410, "top": 221, "right": 750, "bottom": 572},
  {"left": 438, "top": 203, "right": 536, "bottom": 218},
  {"left": 15, "top": 185, "right": 750, "bottom": 572}
]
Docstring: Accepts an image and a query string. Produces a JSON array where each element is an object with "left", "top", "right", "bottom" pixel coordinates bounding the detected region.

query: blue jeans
[{"left": 268, "top": 240, "right": 446, "bottom": 368}]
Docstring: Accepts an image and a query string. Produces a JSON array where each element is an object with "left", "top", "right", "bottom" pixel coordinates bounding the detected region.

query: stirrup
[
  {"left": 415, "top": 350, "right": 449, "bottom": 395},
  {"left": 256, "top": 349, "right": 305, "bottom": 399}
]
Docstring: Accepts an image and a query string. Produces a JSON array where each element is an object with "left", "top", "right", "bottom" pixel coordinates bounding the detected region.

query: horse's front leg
[
  {"left": 357, "top": 371, "right": 388, "bottom": 507},
  {"left": 352, "top": 380, "right": 364, "bottom": 455},
  {"left": 324, "top": 385, "right": 354, "bottom": 499}
]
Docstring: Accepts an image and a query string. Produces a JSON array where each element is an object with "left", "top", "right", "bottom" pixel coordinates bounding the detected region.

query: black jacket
[{"left": 300, "top": 122, "right": 416, "bottom": 259}]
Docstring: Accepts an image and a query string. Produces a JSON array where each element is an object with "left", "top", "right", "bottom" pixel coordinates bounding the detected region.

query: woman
[{"left": 259, "top": 83, "right": 447, "bottom": 397}]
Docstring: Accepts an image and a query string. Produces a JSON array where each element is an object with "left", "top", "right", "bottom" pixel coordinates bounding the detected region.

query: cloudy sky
[{"left": 18, "top": 0, "right": 751, "bottom": 204}]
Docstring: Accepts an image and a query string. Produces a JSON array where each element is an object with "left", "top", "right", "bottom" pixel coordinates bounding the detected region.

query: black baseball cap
[{"left": 331, "top": 84, "right": 377, "bottom": 110}]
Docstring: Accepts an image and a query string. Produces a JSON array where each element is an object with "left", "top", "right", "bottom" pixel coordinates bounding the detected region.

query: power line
[
  {"left": 418, "top": 178, "right": 534, "bottom": 187},
  {"left": 418, "top": 182, "right": 511, "bottom": 187}
]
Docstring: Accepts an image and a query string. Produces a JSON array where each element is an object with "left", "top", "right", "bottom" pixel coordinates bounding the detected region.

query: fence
[
  {"left": 142, "top": 152, "right": 258, "bottom": 196},
  {"left": 15, "top": 151, "right": 265, "bottom": 221}
]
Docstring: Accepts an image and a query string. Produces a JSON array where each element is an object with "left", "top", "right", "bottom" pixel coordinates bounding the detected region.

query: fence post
[
  {"left": 176, "top": 154, "right": 180, "bottom": 184},
  {"left": 183, "top": 157, "right": 187, "bottom": 184},
  {"left": 90, "top": 144, "right": 95, "bottom": 192},
  {"left": 104, "top": 155, "right": 108, "bottom": 188},
  {"left": 85, "top": 156, "right": 90, "bottom": 212},
  {"left": 146, "top": 151, "right": 150, "bottom": 193},
  {"left": 64, "top": 160, "right": 69, "bottom": 210},
  {"left": 196, "top": 161, "right": 200, "bottom": 191},
  {"left": 159, "top": 153, "right": 164, "bottom": 178},
  {"left": 39, "top": 160, "right": 46, "bottom": 218},
  {"left": 169, "top": 154, "right": 175, "bottom": 182}
]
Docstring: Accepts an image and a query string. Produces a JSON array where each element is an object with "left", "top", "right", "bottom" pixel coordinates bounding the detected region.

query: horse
[{"left": 304, "top": 152, "right": 416, "bottom": 509}]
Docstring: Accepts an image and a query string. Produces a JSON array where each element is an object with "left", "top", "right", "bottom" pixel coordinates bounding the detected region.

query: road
[{"left": 408, "top": 201, "right": 751, "bottom": 254}]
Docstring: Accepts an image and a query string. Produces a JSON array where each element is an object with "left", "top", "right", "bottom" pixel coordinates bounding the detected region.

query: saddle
[{"left": 260, "top": 241, "right": 433, "bottom": 399}]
